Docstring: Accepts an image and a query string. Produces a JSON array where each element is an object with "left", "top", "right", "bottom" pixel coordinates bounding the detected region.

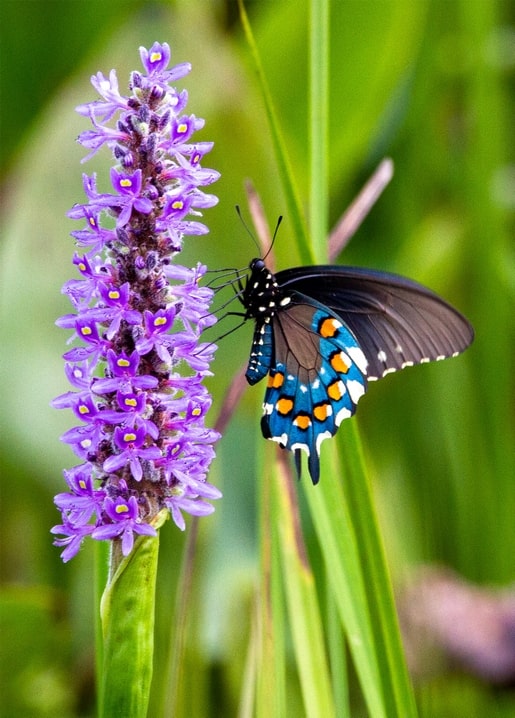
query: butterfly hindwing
[{"left": 259, "top": 298, "right": 368, "bottom": 483}]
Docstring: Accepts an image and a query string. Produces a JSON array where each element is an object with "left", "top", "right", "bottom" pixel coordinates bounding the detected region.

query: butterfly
[{"left": 239, "top": 257, "right": 474, "bottom": 484}]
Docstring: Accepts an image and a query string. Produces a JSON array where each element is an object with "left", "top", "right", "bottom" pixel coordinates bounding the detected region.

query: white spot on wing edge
[
  {"left": 382, "top": 367, "right": 397, "bottom": 377},
  {"left": 315, "top": 430, "right": 332, "bottom": 455},
  {"left": 347, "top": 346, "right": 368, "bottom": 374},
  {"left": 347, "top": 379, "right": 366, "bottom": 405},
  {"left": 335, "top": 406, "right": 353, "bottom": 425},
  {"left": 270, "top": 432, "right": 289, "bottom": 448}
]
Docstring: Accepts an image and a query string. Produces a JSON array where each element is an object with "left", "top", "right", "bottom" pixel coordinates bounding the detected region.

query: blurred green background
[{"left": 1, "top": 1, "right": 513, "bottom": 716}]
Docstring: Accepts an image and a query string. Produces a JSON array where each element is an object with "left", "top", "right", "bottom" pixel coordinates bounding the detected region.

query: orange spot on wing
[
  {"left": 268, "top": 372, "right": 284, "bottom": 389},
  {"left": 327, "top": 380, "right": 344, "bottom": 401},
  {"left": 320, "top": 317, "right": 339, "bottom": 338},
  {"left": 293, "top": 414, "right": 311, "bottom": 430},
  {"left": 276, "top": 397, "right": 294, "bottom": 415},
  {"left": 330, "top": 351, "right": 350, "bottom": 373},
  {"left": 313, "top": 403, "right": 330, "bottom": 421}
]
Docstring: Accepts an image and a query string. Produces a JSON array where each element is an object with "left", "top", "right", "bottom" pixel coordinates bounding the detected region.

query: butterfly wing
[
  {"left": 276, "top": 266, "right": 474, "bottom": 380},
  {"left": 257, "top": 295, "right": 368, "bottom": 483},
  {"left": 242, "top": 260, "right": 473, "bottom": 484}
]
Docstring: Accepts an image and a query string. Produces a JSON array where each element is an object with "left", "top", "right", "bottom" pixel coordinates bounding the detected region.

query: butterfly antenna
[
  {"left": 235, "top": 205, "right": 262, "bottom": 256},
  {"left": 262, "top": 215, "right": 283, "bottom": 262}
]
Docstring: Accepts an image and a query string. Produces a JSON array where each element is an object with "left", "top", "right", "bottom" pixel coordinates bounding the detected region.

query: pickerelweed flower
[{"left": 52, "top": 42, "right": 221, "bottom": 562}]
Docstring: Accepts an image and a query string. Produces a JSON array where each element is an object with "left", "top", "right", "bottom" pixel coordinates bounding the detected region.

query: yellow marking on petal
[
  {"left": 154, "top": 316, "right": 167, "bottom": 327},
  {"left": 81, "top": 326, "right": 93, "bottom": 336},
  {"left": 79, "top": 479, "right": 87, "bottom": 490},
  {"left": 120, "top": 178, "right": 133, "bottom": 188},
  {"left": 276, "top": 397, "right": 294, "bottom": 415},
  {"left": 177, "top": 122, "right": 188, "bottom": 134},
  {"left": 124, "top": 398, "right": 137, "bottom": 408},
  {"left": 117, "top": 358, "right": 130, "bottom": 367},
  {"left": 330, "top": 351, "right": 350, "bottom": 374},
  {"left": 314, "top": 404, "right": 330, "bottom": 422},
  {"left": 192, "top": 407, "right": 201, "bottom": 416},
  {"left": 268, "top": 372, "right": 284, "bottom": 389},
  {"left": 78, "top": 404, "right": 90, "bottom": 415},
  {"left": 123, "top": 432, "right": 137, "bottom": 442},
  {"left": 115, "top": 503, "right": 129, "bottom": 515},
  {"left": 328, "top": 380, "right": 345, "bottom": 401},
  {"left": 108, "top": 290, "right": 121, "bottom": 300},
  {"left": 88, "top": 217, "right": 96, "bottom": 227},
  {"left": 78, "top": 262, "right": 86, "bottom": 271},
  {"left": 320, "top": 317, "right": 341, "bottom": 338},
  {"left": 294, "top": 414, "right": 311, "bottom": 430},
  {"left": 150, "top": 52, "right": 162, "bottom": 63},
  {"left": 171, "top": 200, "right": 184, "bottom": 210}
]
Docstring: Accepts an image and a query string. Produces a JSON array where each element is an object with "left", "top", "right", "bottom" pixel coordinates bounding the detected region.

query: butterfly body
[{"left": 240, "top": 258, "right": 474, "bottom": 484}]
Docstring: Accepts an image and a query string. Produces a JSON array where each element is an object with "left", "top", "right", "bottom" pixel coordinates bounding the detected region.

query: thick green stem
[{"left": 99, "top": 511, "right": 166, "bottom": 718}]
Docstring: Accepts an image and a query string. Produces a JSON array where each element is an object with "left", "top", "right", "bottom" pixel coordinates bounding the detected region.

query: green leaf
[
  {"left": 309, "top": 0, "right": 330, "bottom": 259},
  {"left": 255, "top": 461, "right": 287, "bottom": 718},
  {"left": 238, "top": 0, "right": 313, "bottom": 264},
  {"left": 336, "top": 423, "right": 418, "bottom": 717},
  {"left": 304, "top": 459, "right": 386, "bottom": 718},
  {"left": 273, "top": 455, "right": 336, "bottom": 718}
]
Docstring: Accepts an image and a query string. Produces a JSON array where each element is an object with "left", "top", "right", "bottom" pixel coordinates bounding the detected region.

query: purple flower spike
[{"left": 52, "top": 42, "right": 221, "bottom": 561}]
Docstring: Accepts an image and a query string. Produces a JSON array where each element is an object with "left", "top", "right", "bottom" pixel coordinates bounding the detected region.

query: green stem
[
  {"left": 99, "top": 512, "right": 166, "bottom": 718},
  {"left": 309, "top": 0, "right": 330, "bottom": 260},
  {"left": 238, "top": 0, "right": 313, "bottom": 264}
]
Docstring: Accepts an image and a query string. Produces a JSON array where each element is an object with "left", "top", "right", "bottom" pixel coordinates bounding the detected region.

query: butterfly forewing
[{"left": 276, "top": 266, "right": 474, "bottom": 380}]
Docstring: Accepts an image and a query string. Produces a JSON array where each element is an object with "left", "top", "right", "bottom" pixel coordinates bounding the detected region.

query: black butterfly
[{"left": 239, "top": 258, "right": 474, "bottom": 484}]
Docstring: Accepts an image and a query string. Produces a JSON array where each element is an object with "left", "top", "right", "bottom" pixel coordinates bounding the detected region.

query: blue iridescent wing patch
[{"left": 259, "top": 301, "right": 368, "bottom": 483}]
